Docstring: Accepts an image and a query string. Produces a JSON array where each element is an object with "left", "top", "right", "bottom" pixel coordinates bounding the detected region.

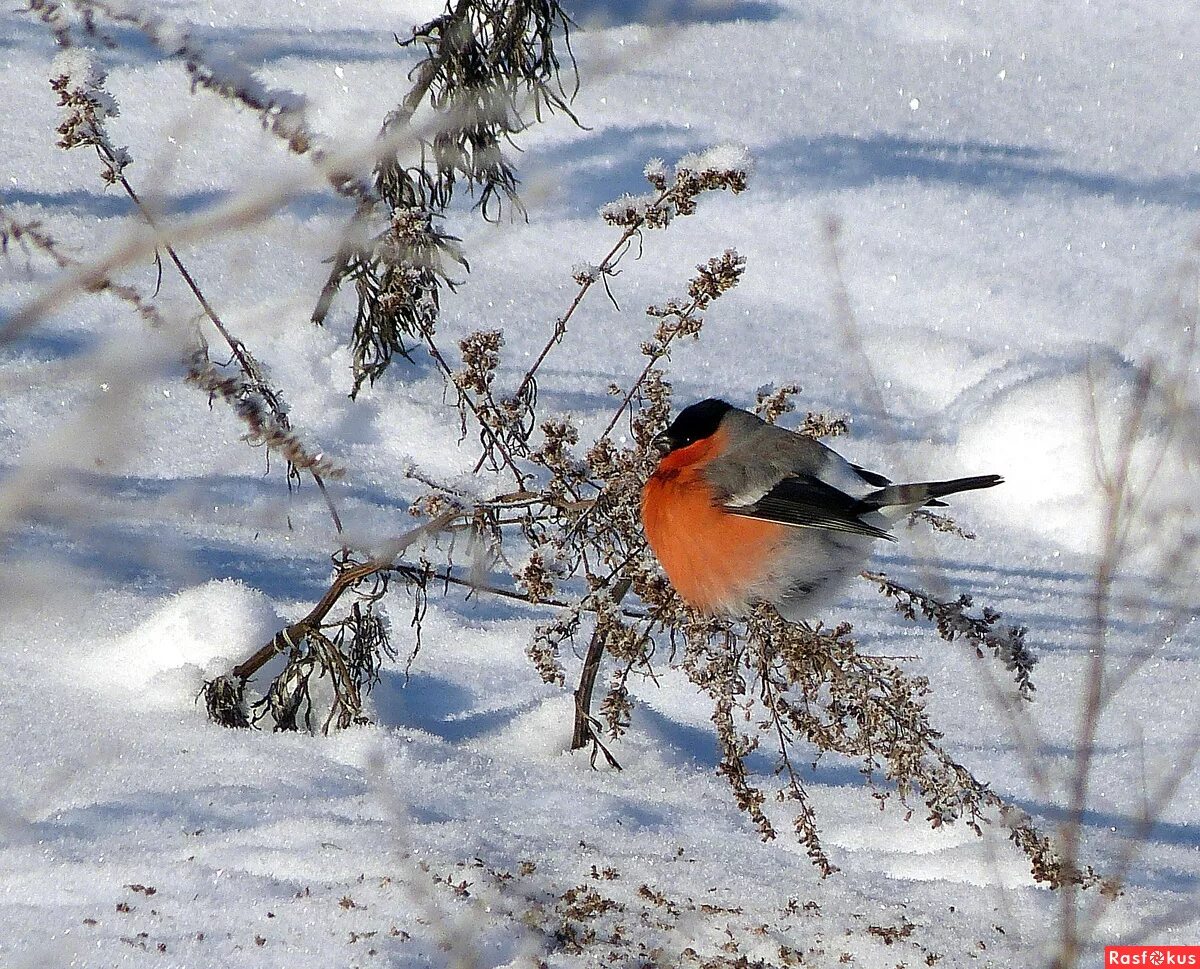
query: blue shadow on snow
[
  {"left": 762, "top": 133, "right": 1200, "bottom": 210},
  {"left": 568, "top": 0, "right": 781, "bottom": 27}
]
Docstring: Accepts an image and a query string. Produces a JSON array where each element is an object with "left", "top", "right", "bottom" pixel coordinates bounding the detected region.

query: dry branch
[{"left": 203, "top": 508, "right": 460, "bottom": 728}]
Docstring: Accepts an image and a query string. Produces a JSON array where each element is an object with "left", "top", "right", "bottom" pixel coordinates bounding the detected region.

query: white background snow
[{"left": 1, "top": 0, "right": 1198, "bottom": 966}]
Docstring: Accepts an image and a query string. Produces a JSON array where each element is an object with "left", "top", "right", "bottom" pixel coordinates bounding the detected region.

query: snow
[
  {"left": 2, "top": 0, "right": 1199, "bottom": 966},
  {"left": 676, "top": 143, "right": 753, "bottom": 178}
]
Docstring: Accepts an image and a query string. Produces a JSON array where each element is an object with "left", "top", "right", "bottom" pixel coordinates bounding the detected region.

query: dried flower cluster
[
  {"left": 335, "top": 143, "right": 1075, "bottom": 883},
  {"left": 313, "top": 0, "right": 580, "bottom": 392},
  {"left": 754, "top": 383, "right": 803, "bottom": 423},
  {"left": 49, "top": 50, "right": 131, "bottom": 185},
  {"left": 455, "top": 329, "right": 504, "bottom": 396},
  {"left": 347, "top": 208, "right": 466, "bottom": 396},
  {"left": 602, "top": 145, "right": 752, "bottom": 230},
  {"left": 684, "top": 607, "right": 1060, "bottom": 878},
  {"left": 908, "top": 507, "right": 977, "bottom": 540}
]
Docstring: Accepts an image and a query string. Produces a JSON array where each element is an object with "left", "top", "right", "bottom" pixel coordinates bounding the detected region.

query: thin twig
[
  {"left": 470, "top": 186, "right": 672, "bottom": 474},
  {"left": 111, "top": 165, "right": 346, "bottom": 534}
]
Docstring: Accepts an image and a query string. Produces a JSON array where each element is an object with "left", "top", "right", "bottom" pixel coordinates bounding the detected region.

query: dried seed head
[
  {"left": 798, "top": 411, "right": 849, "bottom": 439},
  {"left": 455, "top": 329, "right": 504, "bottom": 396},
  {"left": 50, "top": 50, "right": 132, "bottom": 184},
  {"left": 512, "top": 552, "right": 557, "bottom": 606},
  {"left": 754, "top": 383, "right": 802, "bottom": 424}
]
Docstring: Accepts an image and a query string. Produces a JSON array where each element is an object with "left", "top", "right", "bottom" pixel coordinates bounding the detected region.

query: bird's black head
[{"left": 653, "top": 398, "right": 734, "bottom": 455}]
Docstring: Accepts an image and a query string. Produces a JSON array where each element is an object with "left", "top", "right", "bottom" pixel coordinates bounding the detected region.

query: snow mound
[
  {"left": 477, "top": 695, "right": 576, "bottom": 761},
  {"left": 956, "top": 358, "right": 1184, "bottom": 557},
  {"left": 86, "top": 579, "right": 281, "bottom": 703},
  {"left": 957, "top": 371, "right": 1104, "bottom": 552}
]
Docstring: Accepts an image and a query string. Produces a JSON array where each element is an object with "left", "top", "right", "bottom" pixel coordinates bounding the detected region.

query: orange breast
[{"left": 641, "top": 429, "right": 785, "bottom": 615}]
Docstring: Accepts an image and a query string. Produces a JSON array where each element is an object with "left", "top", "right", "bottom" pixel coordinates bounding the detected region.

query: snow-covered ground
[{"left": 2, "top": 1, "right": 1198, "bottom": 966}]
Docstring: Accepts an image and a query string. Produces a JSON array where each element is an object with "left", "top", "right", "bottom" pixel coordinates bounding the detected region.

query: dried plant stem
[
  {"left": 0, "top": 209, "right": 166, "bottom": 328},
  {"left": 311, "top": 0, "right": 474, "bottom": 327},
  {"left": 393, "top": 562, "right": 566, "bottom": 609},
  {"left": 0, "top": 214, "right": 338, "bottom": 492},
  {"left": 571, "top": 575, "right": 633, "bottom": 753},
  {"left": 208, "top": 507, "right": 655, "bottom": 730},
  {"left": 862, "top": 570, "right": 1035, "bottom": 697},
  {"left": 102, "top": 156, "right": 345, "bottom": 531},
  {"left": 216, "top": 509, "right": 459, "bottom": 691},
  {"left": 470, "top": 186, "right": 672, "bottom": 475},
  {"left": 310, "top": 199, "right": 371, "bottom": 328},
  {"left": 821, "top": 216, "right": 892, "bottom": 430},
  {"left": 757, "top": 648, "right": 834, "bottom": 874},
  {"left": 5, "top": 77, "right": 480, "bottom": 342},
  {"left": 1053, "top": 366, "right": 1153, "bottom": 969},
  {"left": 418, "top": 323, "right": 529, "bottom": 487},
  {"left": 594, "top": 248, "right": 743, "bottom": 444}
]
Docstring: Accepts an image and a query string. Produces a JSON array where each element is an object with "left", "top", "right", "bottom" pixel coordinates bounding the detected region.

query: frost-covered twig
[
  {"left": 39, "top": 0, "right": 369, "bottom": 198},
  {"left": 184, "top": 348, "right": 343, "bottom": 481},
  {"left": 46, "top": 49, "right": 346, "bottom": 527},
  {"left": 599, "top": 145, "right": 751, "bottom": 229},
  {"left": 863, "top": 570, "right": 1036, "bottom": 698}
]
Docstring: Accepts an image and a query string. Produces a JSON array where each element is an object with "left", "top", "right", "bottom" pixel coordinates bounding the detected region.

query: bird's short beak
[{"left": 650, "top": 431, "right": 673, "bottom": 455}]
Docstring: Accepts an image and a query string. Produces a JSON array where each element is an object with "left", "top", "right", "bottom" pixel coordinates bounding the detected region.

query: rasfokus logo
[{"left": 1106, "top": 947, "right": 1200, "bottom": 966}]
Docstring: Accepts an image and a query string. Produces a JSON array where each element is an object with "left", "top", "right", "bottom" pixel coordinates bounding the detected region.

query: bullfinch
[{"left": 641, "top": 398, "right": 1002, "bottom": 620}]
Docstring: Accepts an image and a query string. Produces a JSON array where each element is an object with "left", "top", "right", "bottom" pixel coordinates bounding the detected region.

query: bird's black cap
[{"left": 654, "top": 398, "right": 734, "bottom": 454}]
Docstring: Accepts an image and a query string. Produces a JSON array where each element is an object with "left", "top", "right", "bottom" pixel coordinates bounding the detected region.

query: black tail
[{"left": 862, "top": 474, "right": 1003, "bottom": 509}]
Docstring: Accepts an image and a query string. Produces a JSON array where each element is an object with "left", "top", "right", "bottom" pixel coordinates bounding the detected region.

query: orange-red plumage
[{"left": 641, "top": 426, "right": 787, "bottom": 614}]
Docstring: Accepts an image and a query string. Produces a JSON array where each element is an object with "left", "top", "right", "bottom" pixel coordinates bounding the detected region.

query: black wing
[
  {"left": 724, "top": 475, "right": 896, "bottom": 542},
  {"left": 850, "top": 463, "right": 891, "bottom": 488}
]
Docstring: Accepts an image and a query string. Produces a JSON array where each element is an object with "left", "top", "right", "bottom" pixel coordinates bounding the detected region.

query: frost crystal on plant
[
  {"left": 50, "top": 49, "right": 132, "bottom": 184},
  {"left": 643, "top": 157, "right": 669, "bottom": 189},
  {"left": 52, "top": 49, "right": 118, "bottom": 118},
  {"left": 599, "top": 192, "right": 664, "bottom": 226},
  {"left": 675, "top": 143, "right": 753, "bottom": 178},
  {"left": 572, "top": 263, "right": 601, "bottom": 285}
]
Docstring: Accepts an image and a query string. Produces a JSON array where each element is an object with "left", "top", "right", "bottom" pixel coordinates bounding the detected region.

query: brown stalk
[
  {"left": 228, "top": 508, "right": 460, "bottom": 686},
  {"left": 570, "top": 575, "right": 632, "bottom": 754}
]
